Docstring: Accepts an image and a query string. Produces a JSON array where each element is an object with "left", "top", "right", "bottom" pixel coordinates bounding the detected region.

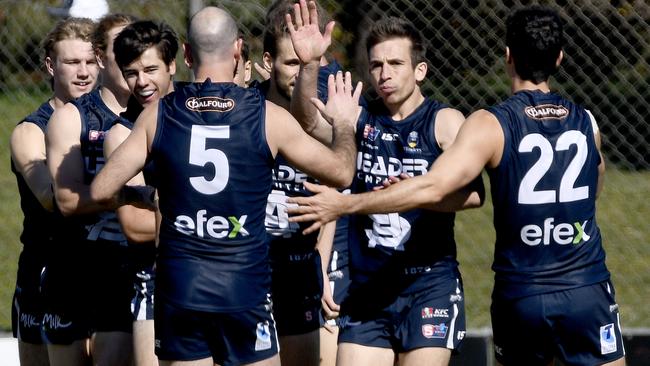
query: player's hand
[
  {"left": 253, "top": 62, "right": 270, "bottom": 81},
  {"left": 119, "top": 185, "right": 157, "bottom": 210},
  {"left": 287, "top": 182, "right": 346, "bottom": 235},
  {"left": 321, "top": 278, "right": 340, "bottom": 324},
  {"left": 310, "top": 71, "right": 362, "bottom": 129},
  {"left": 286, "top": 0, "right": 335, "bottom": 64},
  {"left": 373, "top": 173, "right": 412, "bottom": 191}
]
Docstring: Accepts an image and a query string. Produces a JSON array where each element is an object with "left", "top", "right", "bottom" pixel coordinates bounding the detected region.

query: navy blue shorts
[
  {"left": 271, "top": 249, "right": 323, "bottom": 336},
  {"left": 132, "top": 266, "right": 155, "bottom": 321},
  {"left": 491, "top": 281, "right": 626, "bottom": 365},
  {"left": 12, "top": 248, "right": 47, "bottom": 344},
  {"left": 42, "top": 240, "right": 134, "bottom": 344},
  {"left": 154, "top": 295, "right": 279, "bottom": 366},
  {"left": 338, "top": 269, "right": 466, "bottom": 352},
  {"left": 320, "top": 247, "right": 350, "bottom": 327}
]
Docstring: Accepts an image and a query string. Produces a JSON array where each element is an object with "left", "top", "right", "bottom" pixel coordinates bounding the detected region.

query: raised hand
[
  {"left": 286, "top": 0, "right": 335, "bottom": 64},
  {"left": 310, "top": 71, "right": 362, "bottom": 128}
]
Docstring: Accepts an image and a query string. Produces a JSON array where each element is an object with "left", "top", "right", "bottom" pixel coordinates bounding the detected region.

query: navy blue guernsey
[
  {"left": 69, "top": 89, "right": 127, "bottom": 244},
  {"left": 487, "top": 90, "right": 609, "bottom": 300},
  {"left": 262, "top": 62, "right": 344, "bottom": 256},
  {"left": 152, "top": 81, "right": 274, "bottom": 312},
  {"left": 351, "top": 98, "right": 457, "bottom": 289},
  {"left": 11, "top": 101, "right": 57, "bottom": 249}
]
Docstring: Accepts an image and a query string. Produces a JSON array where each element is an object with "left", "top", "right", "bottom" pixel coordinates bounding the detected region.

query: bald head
[{"left": 188, "top": 6, "right": 238, "bottom": 63}]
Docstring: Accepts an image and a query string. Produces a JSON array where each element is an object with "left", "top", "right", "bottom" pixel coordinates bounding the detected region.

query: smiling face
[
  {"left": 368, "top": 37, "right": 426, "bottom": 110},
  {"left": 48, "top": 38, "right": 99, "bottom": 101},
  {"left": 122, "top": 46, "right": 176, "bottom": 107}
]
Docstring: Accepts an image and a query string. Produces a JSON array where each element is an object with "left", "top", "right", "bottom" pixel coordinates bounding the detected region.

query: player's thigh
[
  {"left": 91, "top": 330, "right": 133, "bottom": 365},
  {"left": 47, "top": 339, "right": 90, "bottom": 366},
  {"left": 133, "top": 319, "right": 157, "bottom": 366},
  {"left": 336, "top": 342, "right": 395, "bottom": 366},
  {"left": 278, "top": 329, "right": 320, "bottom": 366},
  {"left": 319, "top": 325, "right": 339, "bottom": 366},
  {"left": 398, "top": 347, "right": 451, "bottom": 366},
  {"left": 18, "top": 341, "right": 50, "bottom": 366},
  {"left": 159, "top": 358, "right": 213, "bottom": 366}
]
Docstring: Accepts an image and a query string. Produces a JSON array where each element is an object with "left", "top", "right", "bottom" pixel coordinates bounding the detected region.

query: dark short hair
[
  {"left": 92, "top": 13, "right": 136, "bottom": 55},
  {"left": 263, "top": 0, "right": 330, "bottom": 57},
  {"left": 365, "top": 16, "right": 425, "bottom": 67},
  {"left": 114, "top": 20, "right": 179, "bottom": 70},
  {"left": 506, "top": 6, "right": 564, "bottom": 83}
]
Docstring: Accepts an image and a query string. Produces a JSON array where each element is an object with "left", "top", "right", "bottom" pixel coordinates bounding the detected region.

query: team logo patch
[
  {"left": 185, "top": 96, "right": 235, "bottom": 112},
  {"left": 600, "top": 323, "right": 617, "bottom": 355},
  {"left": 255, "top": 321, "right": 272, "bottom": 351},
  {"left": 363, "top": 124, "right": 380, "bottom": 141},
  {"left": 88, "top": 129, "right": 105, "bottom": 142},
  {"left": 407, "top": 131, "right": 419, "bottom": 148},
  {"left": 422, "top": 323, "right": 448, "bottom": 339},
  {"left": 422, "top": 307, "right": 434, "bottom": 319},
  {"left": 524, "top": 104, "right": 569, "bottom": 120}
]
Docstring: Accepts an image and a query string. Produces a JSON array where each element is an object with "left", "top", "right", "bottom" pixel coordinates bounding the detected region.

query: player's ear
[
  {"left": 183, "top": 43, "right": 193, "bottom": 68},
  {"left": 45, "top": 56, "right": 55, "bottom": 77},
  {"left": 168, "top": 60, "right": 177, "bottom": 77},
  {"left": 414, "top": 61, "right": 427, "bottom": 82},
  {"left": 234, "top": 38, "right": 243, "bottom": 61},
  {"left": 505, "top": 47, "right": 513, "bottom": 65},
  {"left": 244, "top": 60, "right": 252, "bottom": 83},
  {"left": 262, "top": 52, "right": 273, "bottom": 73},
  {"left": 555, "top": 50, "right": 563, "bottom": 68}
]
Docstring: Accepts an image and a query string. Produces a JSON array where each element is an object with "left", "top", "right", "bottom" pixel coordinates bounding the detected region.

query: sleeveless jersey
[
  {"left": 350, "top": 98, "right": 457, "bottom": 287},
  {"left": 152, "top": 81, "right": 274, "bottom": 311},
  {"left": 261, "top": 62, "right": 343, "bottom": 255},
  {"left": 486, "top": 90, "right": 609, "bottom": 300},
  {"left": 69, "top": 89, "right": 127, "bottom": 245},
  {"left": 11, "top": 101, "right": 58, "bottom": 249}
]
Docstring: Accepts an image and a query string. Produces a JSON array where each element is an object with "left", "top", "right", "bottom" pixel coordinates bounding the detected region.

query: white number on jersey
[
  {"left": 188, "top": 125, "right": 230, "bottom": 195},
  {"left": 518, "top": 131, "right": 589, "bottom": 204},
  {"left": 365, "top": 213, "right": 412, "bottom": 251},
  {"left": 265, "top": 190, "right": 300, "bottom": 236}
]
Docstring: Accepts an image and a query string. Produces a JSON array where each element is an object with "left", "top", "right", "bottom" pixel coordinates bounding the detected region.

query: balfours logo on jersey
[
  {"left": 186, "top": 97, "right": 235, "bottom": 112},
  {"left": 175, "top": 210, "right": 248, "bottom": 239},
  {"left": 524, "top": 104, "right": 569, "bottom": 120},
  {"left": 520, "top": 217, "right": 590, "bottom": 246}
]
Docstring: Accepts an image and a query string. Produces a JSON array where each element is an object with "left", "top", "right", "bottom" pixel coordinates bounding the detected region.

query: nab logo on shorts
[
  {"left": 600, "top": 323, "right": 617, "bottom": 355},
  {"left": 422, "top": 323, "right": 448, "bottom": 339},
  {"left": 185, "top": 96, "right": 235, "bottom": 112}
]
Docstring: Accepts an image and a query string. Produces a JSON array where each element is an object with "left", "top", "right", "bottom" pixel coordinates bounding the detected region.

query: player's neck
[
  {"left": 386, "top": 88, "right": 425, "bottom": 121},
  {"left": 50, "top": 94, "right": 68, "bottom": 109},
  {"left": 511, "top": 77, "right": 551, "bottom": 94},
  {"left": 99, "top": 85, "right": 129, "bottom": 115},
  {"left": 193, "top": 63, "right": 235, "bottom": 84},
  {"left": 266, "top": 83, "right": 290, "bottom": 110}
]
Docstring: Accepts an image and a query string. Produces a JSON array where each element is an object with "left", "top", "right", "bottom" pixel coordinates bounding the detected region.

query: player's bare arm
[
  {"left": 91, "top": 103, "right": 157, "bottom": 208},
  {"left": 267, "top": 72, "right": 361, "bottom": 189},
  {"left": 432, "top": 107, "right": 485, "bottom": 211},
  {"left": 315, "top": 221, "right": 340, "bottom": 320},
  {"left": 11, "top": 122, "right": 54, "bottom": 211},
  {"left": 47, "top": 103, "right": 110, "bottom": 216},
  {"left": 104, "top": 123, "right": 157, "bottom": 243},
  {"left": 287, "top": 0, "right": 337, "bottom": 144},
  {"left": 288, "top": 109, "right": 503, "bottom": 234}
]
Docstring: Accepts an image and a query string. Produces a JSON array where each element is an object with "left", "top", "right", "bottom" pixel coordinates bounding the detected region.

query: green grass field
[{"left": 0, "top": 92, "right": 648, "bottom": 331}]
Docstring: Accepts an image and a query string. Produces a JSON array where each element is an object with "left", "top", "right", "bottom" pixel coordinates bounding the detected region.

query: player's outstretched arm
[
  {"left": 104, "top": 123, "right": 157, "bottom": 244},
  {"left": 91, "top": 103, "right": 157, "bottom": 210},
  {"left": 11, "top": 122, "right": 54, "bottom": 211},
  {"left": 287, "top": 109, "right": 502, "bottom": 234},
  {"left": 267, "top": 72, "right": 360, "bottom": 188},
  {"left": 288, "top": 0, "right": 337, "bottom": 144}
]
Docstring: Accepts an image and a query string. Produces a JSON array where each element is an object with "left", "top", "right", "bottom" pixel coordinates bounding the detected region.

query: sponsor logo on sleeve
[{"left": 186, "top": 97, "right": 235, "bottom": 112}]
